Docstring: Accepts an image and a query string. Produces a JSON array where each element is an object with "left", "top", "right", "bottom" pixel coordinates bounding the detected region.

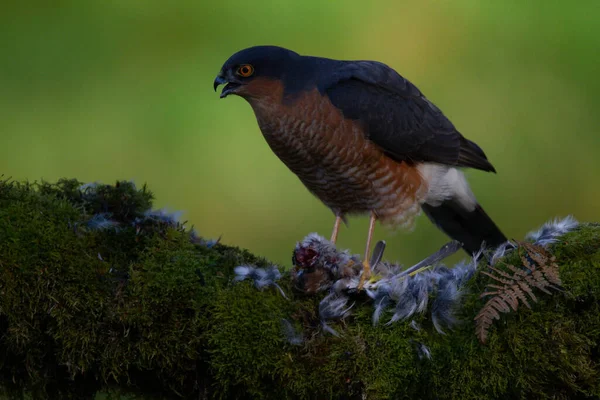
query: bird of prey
[{"left": 214, "top": 46, "right": 507, "bottom": 288}]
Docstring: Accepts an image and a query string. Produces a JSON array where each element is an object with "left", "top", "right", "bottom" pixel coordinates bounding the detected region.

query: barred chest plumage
[{"left": 246, "top": 85, "right": 428, "bottom": 228}]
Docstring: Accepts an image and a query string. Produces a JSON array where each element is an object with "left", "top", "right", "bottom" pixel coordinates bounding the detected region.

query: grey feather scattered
[
  {"left": 143, "top": 208, "right": 184, "bottom": 226},
  {"left": 526, "top": 215, "right": 579, "bottom": 246},
  {"left": 321, "top": 322, "right": 342, "bottom": 337},
  {"left": 234, "top": 265, "right": 287, "bottom": 298},
  {"left": 86, "top": 213, "right": 121, "bottom": 231},
  {"left": 410, "top": 320, "right": 421, "bottom": 331},
  {"left": 319, "top": 293, "right": 352, "bottom": 320},
  {"left": 379, "top": 261, "right": 475, "bottom": 332},
  {"left": 237, "top": 217, "right": 580, "bottom": 339},
  {"left": 367, "top": 283, "right": 391, "bottom": 326},
  {"left": 77, "top": 182, "right": 219, "bottom": 248},
  {"left": 489, "top": 216, "right": 579, "bottom": 265},
  {"left": 490, "top": 241, "right": 517, "bottom": 266},
  {"left": 431, "top": 277, "right": 460, "bottom": 334},
  {"left": 189, "top": 229, "right": 220, "bottom": 248},
  {"left": 417, "top": 343, "right": 432, "bottom": 360},
  {"left": 281, "top": 319, "right": 303, "bottom": 345},
  {"left": 372, "top": 296, "right": 390, "bottom": 326},
  {"left": 387, "top": 278, "right": 418, "bottom": 324},
  {"left": 290, "top": 233, "right": 479, "bottom": 333},
  {"left": 319, "top": 293, "right": 353, "bottom": 336},
  {"left": 361, "top": 242, "right": 483, "bottom": 331},
  {"left": 412, "top": 274, "right": 431, "bottom": 313},
  {"left": 78, "top": 182, "right": 101, "bottom": 192}
]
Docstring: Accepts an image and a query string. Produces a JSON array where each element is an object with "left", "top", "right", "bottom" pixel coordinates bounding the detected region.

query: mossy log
[{"left": 0, "top": 178, "right": 598, "bottom": 400}]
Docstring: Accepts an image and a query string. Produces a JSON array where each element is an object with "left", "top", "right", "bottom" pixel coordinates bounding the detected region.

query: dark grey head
[{"left": 214, "top": 46, "right": 308, "bottom": 98}]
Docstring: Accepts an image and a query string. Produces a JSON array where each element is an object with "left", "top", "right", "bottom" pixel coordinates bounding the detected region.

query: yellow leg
[
  {"left": 330, "top": 215, "right": 342, "bottom": 244},
  {"left": 358, "top": 212, "right": 377, "bottom": 290}
]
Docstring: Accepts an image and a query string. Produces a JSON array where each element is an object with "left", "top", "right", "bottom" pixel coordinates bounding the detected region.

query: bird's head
[{"left": 214, "top": 46, "right": 301, "bottom": 99}]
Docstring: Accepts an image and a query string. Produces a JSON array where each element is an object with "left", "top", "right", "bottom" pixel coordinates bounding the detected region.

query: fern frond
[
  {"left": 530, "top": 271, "right": 552, "bottom": 294},
  {"left": 474, "top": 312, "right": 495, "bottom": 344},
  {"left": 487, "top": 266, "right": 515, "bottom": 280},
  {"left": 506, "top": 263, "right": 527, "bottom": 277},
  {"left": 484, "top": 284, "right": 506, "bottom": 291},
  {"left": 498, "top": 291, "right": 519, "bottom": 311},
  {"left": 481, "top": 267, "right": 513, "bottom": 284},
  {"left": 474, "top": 242, "right": 562, "bottom": 344},
  {"left": 544, "top": 268, "right": 562, "bottom": 287},
  {"left": 489, "top": 296, "right": 511, "bottom": 313},
  {"left": 516, "top": 281, "right": 536, "bottom": 305}
]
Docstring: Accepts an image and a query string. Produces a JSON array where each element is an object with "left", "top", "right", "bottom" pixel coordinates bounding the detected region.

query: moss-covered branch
[{"left": 0, "top": 178, "right": 598, "bottom": 399}]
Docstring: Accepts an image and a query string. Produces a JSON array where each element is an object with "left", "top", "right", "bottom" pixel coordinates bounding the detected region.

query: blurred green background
[{"left": 1, "top": 1, "right": 599, "bottom": 267}]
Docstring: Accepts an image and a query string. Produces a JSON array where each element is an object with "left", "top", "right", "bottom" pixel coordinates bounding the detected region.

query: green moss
[
  {"left": 420, "top": 223, "right": 600, "bottom": 400},
  {"left": 0, "top": 178, "right": 599, "bottom": 399},
  {"left": 0, "top": 179, "right": 272, "bottom": 399}
]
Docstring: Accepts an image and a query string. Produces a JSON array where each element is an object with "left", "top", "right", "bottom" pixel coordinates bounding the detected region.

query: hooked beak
[{"left": 213, "top": 73, "right": 241, "bottom": 99}]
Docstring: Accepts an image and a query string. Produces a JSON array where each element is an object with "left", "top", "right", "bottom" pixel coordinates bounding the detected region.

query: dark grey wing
[{"left": 321, "top": 61, "right": 496, "bottom": 172}]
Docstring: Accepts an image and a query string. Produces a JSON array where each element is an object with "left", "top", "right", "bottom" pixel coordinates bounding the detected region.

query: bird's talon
[{"left": 357, "top": 260, "right": 371, "bottom": 290}]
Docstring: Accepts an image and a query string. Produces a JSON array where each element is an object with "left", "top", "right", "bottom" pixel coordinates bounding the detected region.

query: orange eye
[{"left": 237, "top": 64, "right": 254, "bottom": 77}]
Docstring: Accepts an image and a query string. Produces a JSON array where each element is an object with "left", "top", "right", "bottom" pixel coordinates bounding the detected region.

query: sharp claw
[{"left": 357, "top": 260, "right": 371, "bottom": 290}]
